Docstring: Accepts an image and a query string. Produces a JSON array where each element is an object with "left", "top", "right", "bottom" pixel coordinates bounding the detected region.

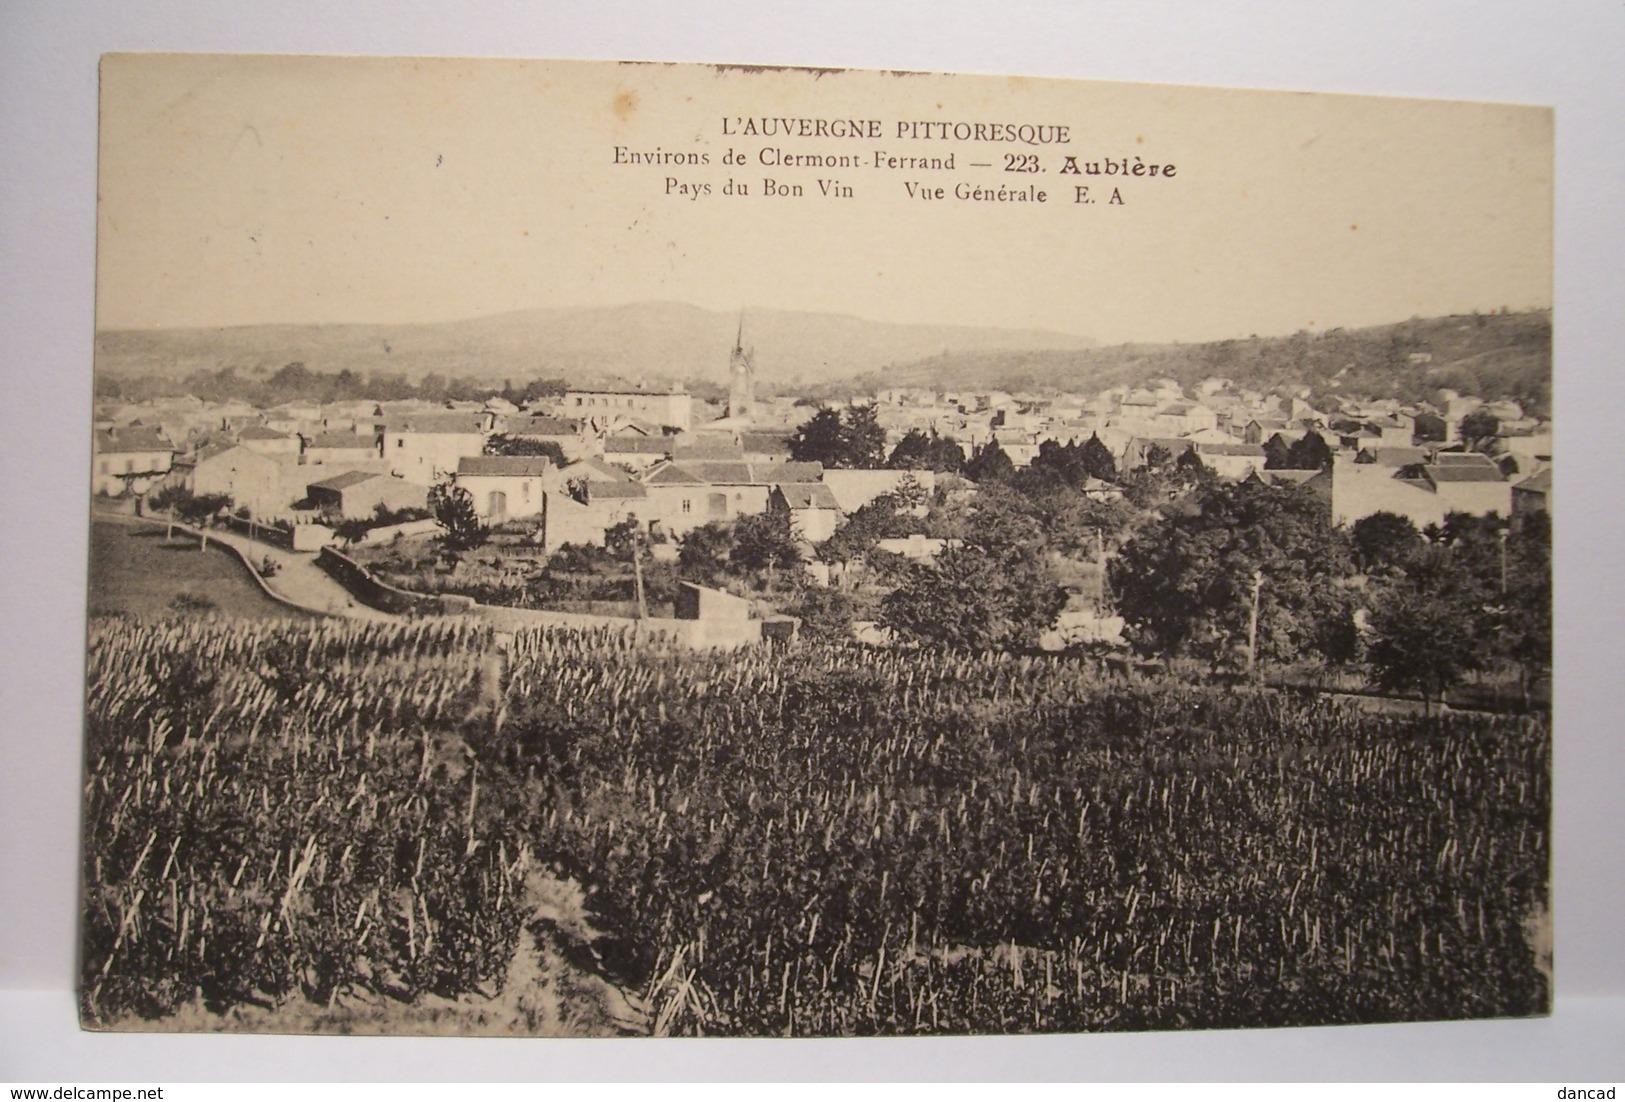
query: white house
[
  {"left": 454, "top": 455, "right": 557, "bottom": 523},
  {"left": 383, "top": 412, "right": 491, "bottom": 484},
  {"left": 93, "top": 428, "right": 173, "bottom": 497}
]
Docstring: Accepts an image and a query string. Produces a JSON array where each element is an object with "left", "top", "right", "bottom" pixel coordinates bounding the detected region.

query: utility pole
[
  {"left": 1246, "top": 569, "right": 1263, "bottom": 678},
  {"left": 1096, "top": 528, "right": 1107, "bottom": 612},
  {"left": 631, "top": 522, "right": 649, "bottom": 620}
]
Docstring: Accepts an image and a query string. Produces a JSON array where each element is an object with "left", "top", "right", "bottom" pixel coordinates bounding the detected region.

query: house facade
[
  {"left": 564, "top": 388, "right": 692, "bottom": 432},
  {"left": 770, "top": 483, "right": 842, "bottom": 543},
  {"left": 179, "top": 443, "right": 286, "bottom": 517},
  {"left": 454, "top": 456, "right": 557, "bottom": 523},
  {"left": 93, "top": 428, "right": 173, "bottom": 497},
  {"left": 382, "top": 413, "right": 491, "bottom": 484}
]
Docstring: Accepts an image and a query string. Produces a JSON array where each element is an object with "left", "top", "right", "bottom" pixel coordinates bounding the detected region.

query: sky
[{"left": 95, "top": 54, "right": 1553, "bottom": 344}]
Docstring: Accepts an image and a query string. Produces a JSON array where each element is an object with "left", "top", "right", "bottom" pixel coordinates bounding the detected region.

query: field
[
  {"left": 81, "top": 617, "right": 1551, "bottom": 1034},
  {"left": 88, "top": 520, "right": 308, "bottom": 621}
]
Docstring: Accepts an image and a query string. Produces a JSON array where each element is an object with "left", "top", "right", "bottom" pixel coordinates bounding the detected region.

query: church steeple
[{"left": 728, "top": 310, "right": 755, "bottom": 420}]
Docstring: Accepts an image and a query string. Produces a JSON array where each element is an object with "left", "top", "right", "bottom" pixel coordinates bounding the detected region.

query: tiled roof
[
  {"left": 605, "top": 436, "right": 676, "bottom": 454},
  {"left": 561, "top": 458, "right": 633, "bottom": 482},
  {"left": 384, "top": 413, "right": 487, "bottom": 435},
  {"left": 457, "top": 456, "right": 554, "bottom": 478},
  {"left": 1515, "top": 469, "right": 1552, "bottom": 494},
  {"left": 678, "top": 461, "right": 757, "bottom": 484},
  {"left": 308, "top": 470, "right": 380, "bottom": 491},
  {"left": 304, "top": 432, "right": 376, "bottom": 451},
  {"left": 739, "top": 432, "right": 792, "bottom": 454},
  {"left": 775, "top": 483, "right": 841, "bottom": 510},
  {"left": 643, "top": 462, "right": 708, "bottom": 486},
  {"left": 1363, "top": 446, "right": 1428, "bottom": 467},
  {"left": 1423, "top": 464, "right": 1505, "bottom": 484},
  {"left": 588, "top": 482, "right": 648, "bottom": 500},
  {"left": 508, "top": 416, "right": 581, "bottom": 436},
  {"left": 96, "top": 428, "right": 171, "bottom": 454},
  {"left": 1195, "top": 443, "right": 1266, "bottom": 457},
  {"left": 238, "top": 425, "right": 292, "bottom": 441},
  {"left": 674, "top": 443, "right": 747, "bottom": 462},
  {"left": 1259, "top": 469, "right": 1323, "bottom": 485},
  {"left": 1432, "top": 451, "right": 1499, "bottom": 468},
  {"left": 753, "top": 461, "right": 823, "bottom": 483}
]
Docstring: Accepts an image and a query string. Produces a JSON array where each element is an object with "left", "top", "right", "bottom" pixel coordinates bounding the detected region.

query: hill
[
  {"left": 854, "top": 311, "right": 1552, "bottom": 415},
  {"left": 94, "top": 303, "right": 1096, "bottom": 393}
]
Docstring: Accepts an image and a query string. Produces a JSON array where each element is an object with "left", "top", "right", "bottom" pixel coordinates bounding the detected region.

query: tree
[
  {"left": 677, "top": 521, "right": 734, "bottom": 585},
  {"left": 963, "top": 441, "right": 1015, "bottom": 484},
  {"left": 788, "top": 404, "right": 887, "bottom": 469},
  {"left": 1262, "top": 434, "right": 1293, "bottom": 471},
  {"left": 147, "top": 486, "right": 231, "bottom": 548},
  {"left": 1109, "top": 480, "right": 1352, "bottom": 663},
  {"left": 816, "top": 493, "right": 915, "bottom": 566},
  {"left": 604, "top": 517, "right": 642, "bottom": 562},
  {"left": 176, "top": 491, "right": 232, "bottom": 528},
  {"left": 1175, "top": 445, "right": 1210, "bottom": 478},
  {"left": 1284, "top": 430, "right": 1333, "bottom": 471},
  {"left": 428, "top": 481, "right": 489, "bottom": 552},
  {"left": 1500, "top": 512, "right": 1551, "bottom": 705},
  {"left": 1311, "top": 590, "right": 1362, "bottom": 667},
  {"left": 730, "top": 510, "right": 801, "bottom": 587},
  {"left": 788, "top": 408, "right": 847, "bottom": 467},
  {"left": 1142, "top": 443, "right": 1173, "bottom": 471},
  {"left": 789, "top": 586, "right": 858, "bottom": 641},
  {"left": 147, "top": 484, "right": 190, "bottom": 541},
  {"left": 880, "top": 543, "right": 1066, "bottom": 652},
  {"left": 1459, "top": 409, "right": 1501, "bottom": 453},
  {"left": 1079, "top": 433, "right": 1117, "bottom": 481},
  {"left": 839, "top": 403, "right": 888, "bottom": 469},
  {"left": 1350, "top": 511, "right": 1422, "bottom": 574},
  {"left": 1365, "top": 582, "right": 1480, "bottom": 712},
  {"left": 886, "top": 429, "right": 965, "bottom": 473}
]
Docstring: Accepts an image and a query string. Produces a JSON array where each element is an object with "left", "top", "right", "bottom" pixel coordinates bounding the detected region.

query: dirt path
[{"left": 207, "top": 528, "right": 397, "bottom": 621}]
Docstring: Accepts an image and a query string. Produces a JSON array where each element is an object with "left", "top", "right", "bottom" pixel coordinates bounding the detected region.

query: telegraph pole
[
  {"left": 631, "top": 522, "right": 649, "bottom": 620},
  {"left": 1246, "top": 569, "right": 1263, "bottom": 678}
]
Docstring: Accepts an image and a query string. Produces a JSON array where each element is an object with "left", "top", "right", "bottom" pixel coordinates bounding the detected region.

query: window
[{"left": 681, "top": 499, "right": 692, "bottom": 514}]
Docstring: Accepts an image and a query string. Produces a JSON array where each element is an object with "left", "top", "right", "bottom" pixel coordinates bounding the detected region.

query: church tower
[{"left": 727, "top": 312, "right": 755, "bottom": 420}]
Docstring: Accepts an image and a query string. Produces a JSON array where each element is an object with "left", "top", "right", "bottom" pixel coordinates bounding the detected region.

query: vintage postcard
[{"left": 85, "top": 54, "right": 1552, "bottom": 1036}]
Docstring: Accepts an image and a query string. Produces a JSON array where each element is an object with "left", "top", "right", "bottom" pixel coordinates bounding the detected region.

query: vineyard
[{"left": 82, "top": 616, "right": 1550, "bottom": 1034}]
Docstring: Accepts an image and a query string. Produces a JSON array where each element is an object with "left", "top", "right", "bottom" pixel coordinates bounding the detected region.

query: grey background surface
[{"left": 2, "top": 0, "right": 1620, "bottom": 1081}]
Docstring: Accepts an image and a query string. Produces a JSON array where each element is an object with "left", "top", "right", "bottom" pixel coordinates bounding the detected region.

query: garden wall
[{"left": 317, "top": 546, "right": 446, "bottom": 615}]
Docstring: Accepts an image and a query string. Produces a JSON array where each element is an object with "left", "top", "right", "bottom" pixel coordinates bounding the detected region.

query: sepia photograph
[{"left": 79, "top": 53, "right": 1554, "bottom": 1039}]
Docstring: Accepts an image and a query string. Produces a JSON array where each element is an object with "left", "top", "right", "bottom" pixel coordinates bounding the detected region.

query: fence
[{"left": 219, "top": 513, "right": 294, "bottom": 550}]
